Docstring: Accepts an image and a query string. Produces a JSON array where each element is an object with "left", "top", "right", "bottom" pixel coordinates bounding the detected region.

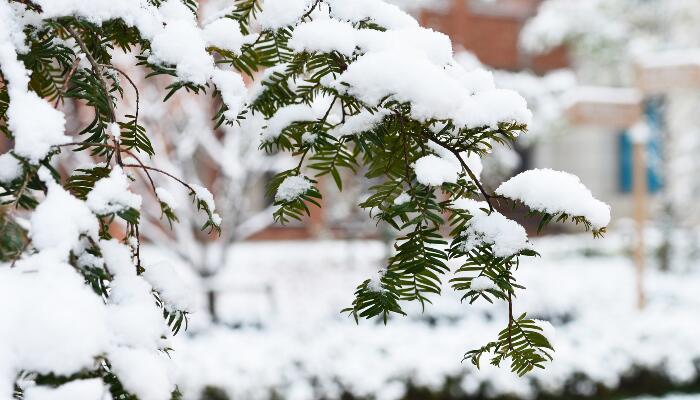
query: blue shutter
[{"left": 618, "top": 97, "right": 664, "bottom": 193}]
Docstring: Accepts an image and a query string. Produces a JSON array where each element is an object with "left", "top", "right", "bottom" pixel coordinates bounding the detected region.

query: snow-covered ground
[{"left": 142, "top": 235, "right": 700, "bottom": 400}]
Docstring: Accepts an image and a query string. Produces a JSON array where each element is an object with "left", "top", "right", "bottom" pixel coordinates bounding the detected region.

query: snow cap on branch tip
[
  {"left": 276, "top": 175, "right": 313, "bottom": 202},
  {"left": 495, "top": 168, "right": 611, "bottom": 229}
]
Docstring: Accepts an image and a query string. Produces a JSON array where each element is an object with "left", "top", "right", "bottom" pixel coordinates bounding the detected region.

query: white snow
[
  {"left": 470, "top": 275, "right": 497, "bottom": 292},
  {"left": 326, "top": 0, "right": 419, "bottom": 30},
  {"left": 164, "top": 237, "right": 700, "bottom": 400},
  {"left": 289, "top": 19, "right": 359, "bottom": 57},
  {"left": 191, "top": 184, "right": 217, "bottom": 212},
  {"left": 143, "top": 261, "right": 197, "bottom": 312},
  {"left": 261, "top": 101, "right": 329, "bottom": 142},
  {"left": 0, "top": 260, "right": 110, "bottom": 399},
  {"left": 413, "top": 154, "right": 460, "bottom": 186},
  {"left": 155, "top": 186, "right": 178, "bottom": 210},
  {"left": 203, "top": 17, "right": 247, "bottom": 54},
  {"left": 87, "top": 167, "right": 142, "bottom": 215},
  {"left": 496, "top": 168, "right": 612, "bottom": 229},
  {"left": 23, "top": 379, "right": 110, "bottom": 400},
  {"left": 30, "top": 180, "right": 98, "bottom": 258},
  {"left": 211, "top": 68, "right": 247, "bottom": 119},
  {"left": 109, "top": 347, "right": 174, "bottom": 400},
  {"left": 257, "top": 0, "right": 315, "bottom": 30},
  {"left": 329, "top": 109, "right": 390, "bottom": 137},
  {"left": 275, "top": 175, "right": 312, "bottom": 202},
  {"left": 7, "top": 91, "right": 69, "bottom": 164},
  {"left": 393, "top": 192, "right": 411, "bottom": 205},
  {"left": 453, "top": 198, "right": 531, "bottom": 258},
  {"left": 0, "top": 153, "right": 22, "bottom": 183}
]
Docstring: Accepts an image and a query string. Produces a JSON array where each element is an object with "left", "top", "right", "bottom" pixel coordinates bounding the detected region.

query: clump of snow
[
  {"left": 109, "top": 122, "right": 121, "bottom": 140},
  {"left": 329, "top": 109, "right": 390, "bottom": 137},
  {"left": 335, "top": 52, "right": 531, "bottom": 129},
  {"left": 257, "top": 0, "right": 315, "bottom": 30},
  {"left": 87, "top": 167, "right": 142, "bottom": 215},
  {"left": 470, "top": 276, "right": 497, "bottom": 292},
  {"left": 109, "top": 347, "right": 175, "bottom": 400},
  {"left": 30, "top": 181, "right": 98, "bottom": 258},
  {"left": 148, "top": 18, "right": 214, "bottom": 85},
  {"left": 495, "top": 168, "right": 611, "bottom": 229},
  {"left": 7, "top": 91, "right": 69, "bottom": 163},
  {"left": 155, "top": 186, "right": 178, "bottom": 210},
  {"left": 23, "top": 379, "right": 110, "bottom": 400},
  {"left": 211, "top": 68, "right": 247, "bottom": 119},
  {"left": 143, "top": 262, "right": 196, "bottom": 311},
  {"left": 413, "top": 154, "right": 460, "bottom": 186},
  {"left": 191, "top": 184, "right": 216, "bottom": 212},
  {"left": 394, "top": 192, "right": 411, "bottom": 205},
  {"left": 289, "top": 19, "right": 358, "bottom": 56},
  {"left": 0, "top": 153, "right": 22, "bottom": 183},
  {"left": 203, "top": 18, "right": 247, "bottom": 54},
  {"left": 327, "top": 0, "right": 418, "bottom": 30},
  {"left": 261, "top": 100, "right": 331, "bottom": 142},
  {"left": 301, "top": 132, "right": 317, "bottom": 144},
  {"left": 276, "top": 175, "right": 312, "bottom": 202},
  {"left": 0, "top": 260, "right": 110, "bottom": 399},
  {"left": 454, "top": 198, "right": 530, "bottom": 258}
]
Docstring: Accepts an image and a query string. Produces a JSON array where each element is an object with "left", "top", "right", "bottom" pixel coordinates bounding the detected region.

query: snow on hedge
[
  {"left": 166, "top": 239, "right": 700, "bottom": 400},
  {"left": 496, "top": 168, "right": 611, "bottom": 229}
]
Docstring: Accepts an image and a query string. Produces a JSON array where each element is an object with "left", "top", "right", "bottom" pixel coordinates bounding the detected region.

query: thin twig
[
  {"left": 54, "top": 56, "right": 81, "bottom": 108},
  {"left": 122, "top": 164, "right": 195, "bottom": 193},
  {"left": 100, "top": 63, "right": 140, "bottom": 125},
  {"left": 508, "top": 291, "right": 514, "bottom": 351}
]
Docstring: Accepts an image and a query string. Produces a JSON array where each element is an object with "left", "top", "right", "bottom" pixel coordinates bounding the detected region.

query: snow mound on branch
[
  {"left": 0, "top": 260, "right": 110, "bottom": 399},
  {"left": 261, "top": 99, "right": 333, "bottom": 142},
  {"left": 109, "top": 347, "right": 175, "bottom": 400},
  {"left": 23, "top": 378, "right": 110, "bottom": 400},
  {"left": 191, "top": 184, "right": 217, "bottom": 212},
  {"left": 7, "top": 91, "right": 68, "bottom": 164},
  {"left": 470, "top": 275, "right": 497, "bottom": 292},
  {"left": 413, "top": 154, "right": 460, "bottom": 186},
  {"left": 453, "top": 198, "right": 530, "bottom": 258},
  {"left": 0, "top": 153, "right": 22, "bottom": 183},
  {"left": 87, "top": 167, "right": 142, "bottom": 215},
  {"left": 155, "top": 186, "right": 178, "bottom": 210},
  {"left": 203, "top": 18, "right": 248, "bottom": 55},
  {"left": 289, "top": 19, "right": 359, "bottom": 56},
  {"left": 257, "top": 0, "right": 316, "bottom": 30},
  {"left": 495, "top": 168, "right": 611, "bottom": 229},
  {"left": 30, "top": 181, "right": 98, "bottom": 257},
  {"left": 276, "top": 175, "right": 312, "bottom": 202},
  {"left": 327, "top": 0, "right": 418, "bottom": 30},
  {"left": 329, "top": 109, "right": 390, "bottom": 137}
]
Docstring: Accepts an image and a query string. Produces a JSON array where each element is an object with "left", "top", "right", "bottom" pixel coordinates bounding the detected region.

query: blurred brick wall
[{"left": 420, "top": 0, "right": 568, "bottom": 73}]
